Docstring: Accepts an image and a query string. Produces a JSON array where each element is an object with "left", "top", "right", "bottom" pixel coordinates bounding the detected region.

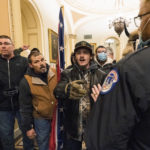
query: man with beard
[
  {"left": 54, "top": 41, "right": 105, "bottom": 150},
  {"left": 86, "top": 0, "right": 150, "bottom": 150},
  {"left": 19, "top": 51, "right": 57, "bottom": 150}
]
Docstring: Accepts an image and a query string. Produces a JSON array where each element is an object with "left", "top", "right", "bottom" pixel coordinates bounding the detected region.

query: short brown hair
[
  {"left": 0, "top": 35, "right": 13, "bottom": 43},
  {"left": 95, "top": 45, "right": 106, "bottom": 53},
  {"left": 31, "top": 48, "right": 40, "bottom": 53},
  {"left": 28, "top": 51, "right": 42, "bottom": 63}
]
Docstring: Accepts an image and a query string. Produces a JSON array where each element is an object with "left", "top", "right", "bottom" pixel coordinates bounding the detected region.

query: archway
[
  {"left": 104, "top": 36, "right": 120, "bottom": 61},
  {"left": 20, "top": 0, "right": 43, "bottom": 56}
]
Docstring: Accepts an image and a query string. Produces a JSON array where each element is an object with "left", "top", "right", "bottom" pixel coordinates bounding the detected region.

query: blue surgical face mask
[{"left": 97, "top": 52, "right": 107, "bottom": 61}]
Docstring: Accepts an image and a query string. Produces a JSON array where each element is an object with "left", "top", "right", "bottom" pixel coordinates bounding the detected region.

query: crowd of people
[{"left": 0, "top": 0, "right": 150, "bottom": 150}]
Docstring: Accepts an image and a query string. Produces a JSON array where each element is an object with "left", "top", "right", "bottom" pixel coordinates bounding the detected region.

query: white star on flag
[
  {"left": 60, "top": 143, "right": 63, "bottom": 149},
  {"left": 60, "top": 126, "right": 64, "bottom": 131},
  {"left": 60, "top": 68, "right": 64, "bottom": 72},
  {"left": 60, "top": 46, "right": 64, "bottom": 52},
  {"left": 60, "top": 22, "right": 63, "bottom": 28},
  {"left": 59, "top": 107, "right": 64, "bottom": 112}
]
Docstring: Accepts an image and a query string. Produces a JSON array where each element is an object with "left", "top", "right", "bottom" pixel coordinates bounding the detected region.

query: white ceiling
[
  {"left": 31, "top": 0, "right": 141, "bottom": 61},
  {"left": 63, "top": 0, "right": 140, "bottom": 14},
  {"left": 57, "top": 0, "right": 140, "bottom": 44},
  {"left": 58, "top": 0, "right": 140, "bottom": 33},
  {"left": 33, "top": 0, "right": 140, "bottom": 46}
]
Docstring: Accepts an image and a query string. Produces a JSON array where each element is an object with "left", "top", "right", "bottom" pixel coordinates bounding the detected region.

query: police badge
[{"left": 101, "top": 69, "right": 119, "bottom": 94}]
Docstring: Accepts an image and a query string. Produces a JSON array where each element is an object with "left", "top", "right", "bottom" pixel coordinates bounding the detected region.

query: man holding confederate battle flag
[{"left": 54, "top": 41, "right": 105, "bottom": 150}]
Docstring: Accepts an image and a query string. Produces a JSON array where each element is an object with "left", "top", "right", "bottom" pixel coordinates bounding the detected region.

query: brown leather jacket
[
  {"left": 25, "top": 68, "right": 57, "bottom": 119},
  {"left": 19, "top": 67, "right": 57, "bottom": 131}
]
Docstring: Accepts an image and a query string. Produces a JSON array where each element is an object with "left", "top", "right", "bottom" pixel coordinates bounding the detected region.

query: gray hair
[{"left": 106, "top": 47, "right": 114, "bottom": 55}]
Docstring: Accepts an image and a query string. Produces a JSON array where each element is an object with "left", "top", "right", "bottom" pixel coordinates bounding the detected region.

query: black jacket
[
  {"left": 0, "top": 55, "right": 28, "bottom": 111},
  {"left": 54, "top": 61, "right": 106, "bottom": 140},
  {"left": 86, "top": 46, "right": 150, "bottom": 150},
  {"left": 14, "top": 48, "right": 23, "bottom": 56},
  {"left": 99, "top": 63, "right": 114, "bottom": 74}
]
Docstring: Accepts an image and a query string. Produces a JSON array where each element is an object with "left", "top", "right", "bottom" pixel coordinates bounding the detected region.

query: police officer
[{"left": 86, "top": 0, "right": 150, "bottom": 150}]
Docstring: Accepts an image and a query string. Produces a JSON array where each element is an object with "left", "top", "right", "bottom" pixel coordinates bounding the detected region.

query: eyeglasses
[
  {"left": 134, "top": 11, "right": 150, "bottom": 27},
  {"left": 0, "top": 42, "right": 12, "bottom": 46}
]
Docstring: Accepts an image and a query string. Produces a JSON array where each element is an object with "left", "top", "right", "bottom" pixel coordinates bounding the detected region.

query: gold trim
[
  {"left": 90, "top": 43, "right": 97, "bottom": 53},
  {"left": 8, "top": 0, "right": 15, "bottom": 42},
  {"left": 48, "top": 29, "right": 58, "bottom": 63}
]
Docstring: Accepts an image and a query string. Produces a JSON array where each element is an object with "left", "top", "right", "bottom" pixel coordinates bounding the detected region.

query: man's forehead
[
  {"left": 97, "top": 48, "right": 106, "bottom": 51},
  {"left": 76, "top": 48, "right": 90, "bottom": 53},
  {"left": 31, "top": 54, "right": 44, "bottom": 60},
  {"left": 0, "top": 38, "right": 11, "bottom": 42}
]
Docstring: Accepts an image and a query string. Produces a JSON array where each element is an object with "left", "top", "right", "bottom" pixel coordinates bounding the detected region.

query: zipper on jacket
[
  {"left": 8, "top": 60, "right": 11, "bottom": 88},
  {"left": 7, "top": 60, "right": 14, "bottom": 110}
]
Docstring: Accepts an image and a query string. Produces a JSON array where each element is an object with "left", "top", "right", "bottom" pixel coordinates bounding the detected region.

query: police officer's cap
[{"left": 74, "top": 41, "right": 92, "bottom": 54}]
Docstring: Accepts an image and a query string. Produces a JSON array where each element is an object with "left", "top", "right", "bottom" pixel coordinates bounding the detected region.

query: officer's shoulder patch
[{"left": 101, "top": 69, "right": 119, "bottom": 95}]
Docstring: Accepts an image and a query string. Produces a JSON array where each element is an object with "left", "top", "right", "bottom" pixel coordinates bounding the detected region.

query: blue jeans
[
  {"left": 0, "top": 111, "right": 34, "bottom": 150},
  {"left": 34, "top": 118, "right": 51, "bottom": 150}
]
